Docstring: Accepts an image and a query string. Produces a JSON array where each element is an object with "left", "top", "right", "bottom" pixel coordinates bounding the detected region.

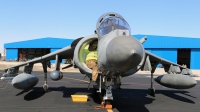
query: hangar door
[
  {"left": 177, "top": 49, "right": 191, "bottom": 68},
  {"left": 18, "top": 48, "right": 50, "bottom": 61}
]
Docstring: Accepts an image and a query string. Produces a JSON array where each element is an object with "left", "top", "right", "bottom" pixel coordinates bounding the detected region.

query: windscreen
[{"left": 97, "top": 17, "right": 131, "bottom": 37}]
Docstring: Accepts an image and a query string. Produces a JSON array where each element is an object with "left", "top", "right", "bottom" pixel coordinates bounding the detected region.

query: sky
[{"left": 0, "top": 0, "right": 200, "bottom": 54}]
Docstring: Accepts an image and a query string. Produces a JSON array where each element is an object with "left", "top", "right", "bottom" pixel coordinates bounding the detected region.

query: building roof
[
  {"left": 4, "top": 37, "right": 74, "bottom": 48},
  {"left": 134, "top": 35, "right": 200, "bottom": 48}
]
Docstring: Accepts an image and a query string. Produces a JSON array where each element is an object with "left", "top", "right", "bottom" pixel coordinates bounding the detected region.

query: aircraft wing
[
  {"left": 4, "top": 37, "right": 84, "bottom": 71},
  {"left": 146, "top": 50, "right": 183, "bottom": 67},
  {"left": 4, "top": 45, "right": 74, "bottom": 71},
  {"left": 143, "top": 50, "right": 190, "bottom": 74}
]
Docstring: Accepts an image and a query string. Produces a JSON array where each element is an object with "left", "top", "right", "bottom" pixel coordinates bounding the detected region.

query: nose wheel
[
  {"left": 102, "top": 85, "right": 113, "bottom": 109},
  {"left": 101, "top": 100, "right": 112, "bottom": 109},
  {"left": 104, "top": 100, "right": 112, "bottom": 105},
  {"left": 95, "top": 90, "right": 113, "bottom": 109}
]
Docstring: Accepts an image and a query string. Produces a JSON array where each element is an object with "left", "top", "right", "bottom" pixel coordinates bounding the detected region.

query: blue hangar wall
[
  {"left": 4, "top": 35, "right": 200, "bottom": 69},
  {"left": 4, "top": 37, "right": 74, "bottom": 63},
  {"left": 134, "top": 35, "right": 200, "bottom": 69}
]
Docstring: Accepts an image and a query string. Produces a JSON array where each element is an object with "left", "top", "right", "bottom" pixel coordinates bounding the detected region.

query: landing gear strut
[
  {"left": 42, "top": 62, "right": 49, "bottom": 93},
  {"left": 43, "top": 73, "right": 48, "bottom": 92},
  {"left": 102, "top": 76, "right": 113, "bottom": 107},
  {"left": 103, "top": 85, "right": 113, "bottom": 101},
  {"left": 149, "top": 62, "right": 158, "bottom": 97},
  {"left": 149, "top": 72, "right": 155, "bottom": 96}
]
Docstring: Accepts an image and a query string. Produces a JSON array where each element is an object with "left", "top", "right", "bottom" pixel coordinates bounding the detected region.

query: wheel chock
[{"left": 101, "top": 101, "right": 112, "bottom": 109}]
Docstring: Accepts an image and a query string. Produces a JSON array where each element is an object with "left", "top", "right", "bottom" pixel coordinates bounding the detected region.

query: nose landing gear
[{"left": 95, "top": 75, "right": 114, "bottom": 109}]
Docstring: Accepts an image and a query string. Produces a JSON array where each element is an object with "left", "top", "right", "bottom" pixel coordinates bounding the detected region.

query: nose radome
[{"left": 106, "top": 36, "right": 145, "bottom": 71}]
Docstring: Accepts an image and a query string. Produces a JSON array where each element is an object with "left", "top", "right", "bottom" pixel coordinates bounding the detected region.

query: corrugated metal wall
[
  {"left": 191, "top": 49, "right": 200, "bottom": 69},
  {"left": 6, "top": 49, "right": 18, "bottom": 61},
  {"left": 135, "top": 35, "right": 200, "bottom": 69},
  {"left": 146, "top": 48, "right": 177, "bottom": 67},
  {"left": 151, "top": 48, "right": 177, "bottom": 63},
  {"left": 134, "top": 35, "right": 200, "bottom": 48}
]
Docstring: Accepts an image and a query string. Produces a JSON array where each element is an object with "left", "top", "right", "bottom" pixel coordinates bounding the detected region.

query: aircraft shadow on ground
[
  {"left": 16, "top": 87, "right": 45, "bottom": 101},
  {"left": 155, "top": 90, "right": 196, "bottom": 104},
  {"left": 15, "top": 87, "right": 196, "bottom": 112}
]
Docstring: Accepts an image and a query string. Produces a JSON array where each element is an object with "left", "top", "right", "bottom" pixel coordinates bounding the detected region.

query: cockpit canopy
[{"left": 97, "top": 17, "right": 131, "bottom": 37}]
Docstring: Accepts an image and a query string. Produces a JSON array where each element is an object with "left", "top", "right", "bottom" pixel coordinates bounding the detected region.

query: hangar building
[
  {"left": 4, "top": 37, "right": 74, "bottom": 63},
  {"left": 4, "top": 35, "right": 200, "bottom": 69}
]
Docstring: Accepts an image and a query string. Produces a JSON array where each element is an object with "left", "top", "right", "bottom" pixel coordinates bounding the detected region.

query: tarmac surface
[{"left": 0, "top": 68, "right": 200, "bottom": 112}]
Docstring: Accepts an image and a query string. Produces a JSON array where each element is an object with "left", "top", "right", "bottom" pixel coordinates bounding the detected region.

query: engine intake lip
[{"left": 73, "top": 34, "right": 98, "bottom": 75}]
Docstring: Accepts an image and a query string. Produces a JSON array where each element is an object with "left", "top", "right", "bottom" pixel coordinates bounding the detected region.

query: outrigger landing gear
[
  {"left": 43, "top": 72, "right": 48, "bottom": 92},
  {"left": 149, "top": 62, "right": 158, "bottom": 97},
  {"left": 42, "top": 62, "right": 49, "bottom": 93},
  {"left": 149, "top": 72, "right": 155, "bottom": 97}
]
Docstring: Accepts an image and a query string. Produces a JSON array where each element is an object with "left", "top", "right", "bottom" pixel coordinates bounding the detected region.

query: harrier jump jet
[{"left": 1, "top": 12, "right": 197, "bottom": 105}]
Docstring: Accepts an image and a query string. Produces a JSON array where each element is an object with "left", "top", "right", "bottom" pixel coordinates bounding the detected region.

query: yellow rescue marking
[
  {"left": 63, "top": 77, "right": 90, "bottom": 83},
  {"left": 107, "top": 109, "right": 113, "bottom": 112}
]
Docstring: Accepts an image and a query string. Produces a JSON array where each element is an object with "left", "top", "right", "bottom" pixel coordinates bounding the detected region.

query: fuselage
[{"left": 96, "top": 13, "right": 145, "bottom": 73}]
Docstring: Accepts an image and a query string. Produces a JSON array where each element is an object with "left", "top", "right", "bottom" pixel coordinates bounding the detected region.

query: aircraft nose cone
[{"left": 106, "top": 36, "right": 145, "bottom": 71}]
